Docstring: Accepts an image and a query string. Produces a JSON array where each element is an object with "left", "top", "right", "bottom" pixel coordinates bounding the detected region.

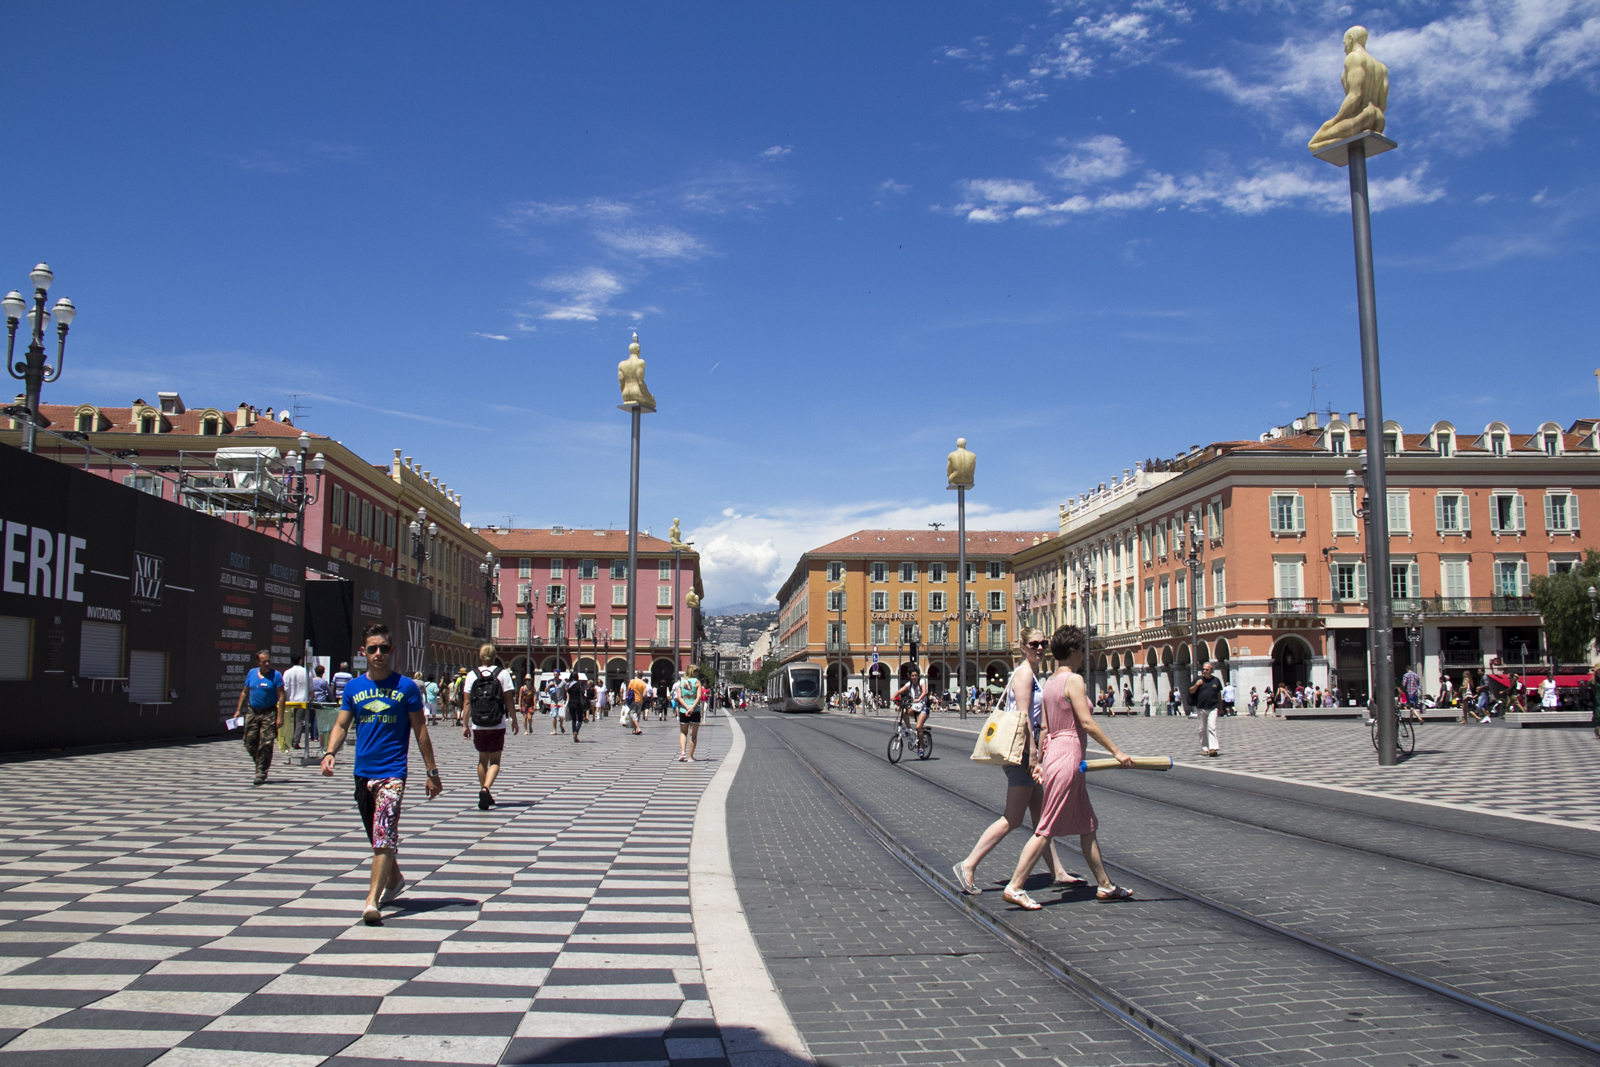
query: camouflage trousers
[{"left": 242, "top": 711, "right": 279, "bottom": 777}]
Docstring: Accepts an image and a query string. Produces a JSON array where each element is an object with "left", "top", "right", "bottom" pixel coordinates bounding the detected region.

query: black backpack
[{"left": 469, "top": 666, "right": 506, "bottom": 727}]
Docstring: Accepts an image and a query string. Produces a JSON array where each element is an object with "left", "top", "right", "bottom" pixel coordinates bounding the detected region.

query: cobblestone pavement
[
  {"left": 892, "top": 710, "right": 1600, "bottom": 830},
  {"left": 0, "top": 715, "right": 730, "bottom": 1066},
  {"left": 757, "top": 712, "right": 1599, "bottom": 1066},
  {"left": 725, "top": 715, "right": 1178, "bottom": 1067}
]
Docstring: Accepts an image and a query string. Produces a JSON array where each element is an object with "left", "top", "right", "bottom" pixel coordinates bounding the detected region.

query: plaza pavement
[{"left": 0, "top": 711, "right": 799, "bottom": 1067}]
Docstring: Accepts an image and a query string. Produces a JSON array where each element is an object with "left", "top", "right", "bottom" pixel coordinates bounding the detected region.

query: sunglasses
[
  {"left": 1025, "top": 640, "right": 1049, "bottom": 649},
  {"left": 365, "top": 643, "right": 392, "bottom": 654}
]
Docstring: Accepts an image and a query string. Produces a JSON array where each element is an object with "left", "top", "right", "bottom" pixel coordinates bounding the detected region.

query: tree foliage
[{"left": 1529, "top": 549, "right": 1600, "bottom": 665}]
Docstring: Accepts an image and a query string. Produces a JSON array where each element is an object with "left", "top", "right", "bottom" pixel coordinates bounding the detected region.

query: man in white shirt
[
  {"left": 1541, "top": 675, "right": 1560, "bottom": 709},
  {"left": 283, "top": 654, "right": 311, "bottom": 746},
  {"left": 1221, "top": 680, "right": 1237, "bottom": 717},
  {"left": 461, "top": 643, "right": 517, "bottom": 810}
]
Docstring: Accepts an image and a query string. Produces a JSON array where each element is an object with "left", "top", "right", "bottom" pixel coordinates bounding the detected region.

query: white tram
[{"left": 765, "top": 662, "right": 823, "bottom": 712}]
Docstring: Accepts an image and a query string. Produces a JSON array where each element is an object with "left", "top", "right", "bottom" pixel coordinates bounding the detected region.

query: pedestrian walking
[
  {"left": 565, "top": 672, "right": 591, "bottom": 742},
  {"left": 1001, "top": 625, "right": 1135, "bottom": 909},
  {"left": 954, "top": 629, "right": 1079, "bottom": 896},
  {"left": 518, "top": 674, "right": 538, "bottom": 734},
  {"left": 597, "top": 684, "right": 610, "bottom": 719},
  {"left": 332, "top": 661, "right": 353, "bottom": 702},
  {"left": 283, "top": 654, "right": 310, "bottom": 746},
  {"left": 1140, "top": 689, "right": 1151, "bottom": 716},
  {"left": 424, "top": 674, "right": 440, "bottom": 721},
  {"left": 673, "top": 672, "right": 705, "bottom": 761},
  {"left": 312, "top": 664, "right": 332, "bottom": 704},
  {"left": 1248, "top": 685, "right": 1259, "bottom": 716},
  {"left": 1191, "top": 661, "right": 1223, "bottom": 757},
  {"left": 628, "top": 672, "right": 649, "bottom": 735},
  {"left": 462, "top": 644, "right": 517, "bottom": 810},
  {"left": 1166, "top": 688, "right": 1179, "bottom": 716},
  {"left": 235, "top": 649, "right": 285, "bottom": 785},
  {"left": 1220, "top": 678, "right": 1236, "bottom": 717},
  {"left": 319, "top": 623, "right": 442, "bottom": 925}
]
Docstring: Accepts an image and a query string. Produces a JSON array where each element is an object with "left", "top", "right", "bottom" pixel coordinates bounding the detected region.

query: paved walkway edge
[{"left": 690, "top": 714, "right": 814, "bottom": 1067}]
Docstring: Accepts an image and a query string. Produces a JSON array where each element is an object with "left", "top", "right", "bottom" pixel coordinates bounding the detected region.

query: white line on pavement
[{"left": 689, "top": 714, "right": 813, "bottom": 1066}]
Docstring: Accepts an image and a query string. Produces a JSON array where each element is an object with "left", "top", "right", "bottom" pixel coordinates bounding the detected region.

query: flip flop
[
  {"left": 1002, "top": 887, "right": 1042, "bottom": 911},
  {"left": 1096, "top": 885, "right": 1134, "bottom": 902},
  {"left": 951, "top": 863, "right": 980, "bottom": 895}
]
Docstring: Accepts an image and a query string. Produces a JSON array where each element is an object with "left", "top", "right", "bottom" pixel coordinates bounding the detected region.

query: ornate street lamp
[
  {"left": 407, "top": 506, "right": 431, "bottom": 584},
  {"left": 282, "top": 432, "right": 326, "bottom": 547},
  {"left": 617, "top": 332, "right": 657, "bottom": 692},
  {"left": 4, "top": 264, "right": 76, "bottom": 453},
  {"left": 669, "top": 521, "right": 692, "bottom": 684}
]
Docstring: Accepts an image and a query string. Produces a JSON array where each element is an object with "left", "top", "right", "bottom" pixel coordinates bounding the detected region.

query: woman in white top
[{"left": 953, "top": 628, "right": 1080, "bottom": 895}]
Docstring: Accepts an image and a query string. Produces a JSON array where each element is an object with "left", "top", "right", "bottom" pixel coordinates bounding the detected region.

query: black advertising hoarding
[{"left": 306, "top": 559, "right": 429, "bottom": 679}]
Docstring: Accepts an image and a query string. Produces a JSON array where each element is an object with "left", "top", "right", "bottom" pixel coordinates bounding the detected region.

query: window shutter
[
  {"left": 1294, "top": 495, "right": 1305, "bottom": 532},
  {"left": 1357, "top": 561, "right": 1367, "bottom": 600},
  {"left": 1489, "top": 497, "right": 1501, "bottom": 532},
  {"left": 1570, "top": 494, "right": 1580, "bottom": 531},
  {"left": 1269, "top": 497, "right": 1279, "bottom": 533},
  {"left": 1435, "top": 493, "right": 1446, "bottom": 532},
  {"left": 1517, "top": 560, "right": 1529, "bottom": 594},
  {"left": 1544, "top": 494, "right": 1555, "bottom": 530},
  {"left": 1459, "top": 494, "right": 1469, "bottom": 530},
  {"left": 1515, "top": 495, "right": 1526, "bottom": 532}
]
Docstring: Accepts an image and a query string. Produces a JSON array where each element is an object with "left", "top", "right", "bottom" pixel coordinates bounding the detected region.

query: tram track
[{"left": 772, "top": 713, "right": 1600, "bottom": 1062}]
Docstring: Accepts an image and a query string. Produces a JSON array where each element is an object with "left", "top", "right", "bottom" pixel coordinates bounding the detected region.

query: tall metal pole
[
  {"left": 957, "top": 486, "right": 967, "bottom": 721},
  {"left": 673, "top": 547, "right": 681, "bottom": 683},
  {"left": 1348, "top": 141, "right": 1398, "bottom": 766},
  {"left": 1187, "top": 519, "right": 1203, "bottom": 710},
  {"left": 626, "top": 407, "right": 641, "bottom": 691}
]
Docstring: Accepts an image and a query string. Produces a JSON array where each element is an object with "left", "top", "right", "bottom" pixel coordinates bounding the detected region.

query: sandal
[
  {"left": 1096, "top": 885, "right": 1134, "bottom": 902},
  {"left": 1052, "top": 873, "right": 1088, "bottom": 887},
  {"left": 951, "top": 862, "right": 980, "bottom": 895},
  {"left": 1002, "top": 887, "right": 1042, "bottom": 911}
]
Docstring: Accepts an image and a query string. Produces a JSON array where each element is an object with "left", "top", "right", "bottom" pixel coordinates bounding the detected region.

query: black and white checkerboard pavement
[
  {"left": 1064, "top": 713, "right": 1600, "bottom": 830},
  {"left": 0, "top": 714, "right": 736, "bottom": 1066}
]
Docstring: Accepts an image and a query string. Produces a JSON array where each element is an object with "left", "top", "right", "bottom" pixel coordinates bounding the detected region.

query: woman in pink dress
[{"left": 1003, "top": 625, "right": 1136, "bottom": 910}]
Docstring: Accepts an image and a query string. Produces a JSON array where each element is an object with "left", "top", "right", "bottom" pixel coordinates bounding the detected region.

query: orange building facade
[
  {"left": 774, "top": 528, "right": 1054, "bottom": 698},
  {"left": 1011, "top": 413, "right": 1600, "bottom": 706}
]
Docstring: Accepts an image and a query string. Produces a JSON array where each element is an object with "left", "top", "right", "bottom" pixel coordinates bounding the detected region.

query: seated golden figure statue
[
  {"left": 669, "top": 518, "right": 685, "bottom": 549},
  {"left": 947, "top": 438, "right": 976, "bottom": 489},
  {"left": 1309, "top": 26, "right": 1389, "bottom": 152},
  {"left": 618, "top": 332, "right": 657, "bottom": 412}
]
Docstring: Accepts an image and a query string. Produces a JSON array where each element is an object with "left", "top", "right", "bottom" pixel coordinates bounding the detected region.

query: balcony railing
[
  {"left": 1441, "top": 649, "right": 1485, "bottom": 666},
  {"left": 1268, "top": 598, "right": 1319, "bottom": 615},
  {"left": 1343, "top": 596, "right": 1538, "bottom": 617},
  {"left": 429, "top": 612, "right": 456, "bottom": 629},
  {"left": 1161, "top": 608, "right": 1188, "bottom": 625}
]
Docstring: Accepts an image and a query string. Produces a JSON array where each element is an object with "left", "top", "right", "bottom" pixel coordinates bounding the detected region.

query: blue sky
[{"left": 5, "top": 1, "right": 1598, "bottom": 607}]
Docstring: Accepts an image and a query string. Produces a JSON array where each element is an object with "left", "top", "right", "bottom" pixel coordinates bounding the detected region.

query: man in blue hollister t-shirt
[{"left": 320, "top": 623, "right": 443, "bottom": 925}]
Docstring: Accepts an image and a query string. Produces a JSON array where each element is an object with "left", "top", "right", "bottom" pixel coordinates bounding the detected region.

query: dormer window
[
  {"left": 202, "top": 417, "right": 219, "bottom": 436},
  {"left": 1491, "top": 433, "right": 1507, "bottom": 456},
  {"left": 140, "top": 414, "right": 155, "bottom": 434},
  {"left": 1437, "top": 435, "right": 1451, "bottom": 457},
  {"left": 1544, "top": 432, "right": 1559, "bottom": 456},
  {"left": 1330, "top": 431, "right": 1346, "bottom": 455},
  {"left": 1383, "top": 432, "right": 1398, "bottom": 455},
  {"left": 75, "top": 412, "right": 93, "bottom": 433}
]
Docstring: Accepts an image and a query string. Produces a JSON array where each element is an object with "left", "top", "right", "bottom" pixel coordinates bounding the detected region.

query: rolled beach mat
[{"left": 1079, "top": 756, "right": 1174, "bottom": 772}]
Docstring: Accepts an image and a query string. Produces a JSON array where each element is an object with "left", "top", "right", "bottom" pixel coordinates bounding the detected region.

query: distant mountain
[{"left": 704, "top": 601, "right": 777, "bottom": 616}]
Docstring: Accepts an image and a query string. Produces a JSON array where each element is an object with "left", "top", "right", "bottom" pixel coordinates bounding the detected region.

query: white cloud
[
  {"left": 501, "top": 199, "right": 633, "bottom": 228},
  {"left": 878, "top": 179, "right": 912, "bottom": 195},
  {"left": 686, "top": 499, "right": 1058, "bottom": 607},
  {"left": 595, "top": 226, "right": 708, "bottom": 260},
  {"left": 471, "top": 331, "right": 510, "bottom": 341},
  {"left": 759, "top": 145, "right": 793, "bottom": 160},
  {"left": 1047, "top": 134, "right": 1134, "bottom": 186},
  {"left": 536, "top": 267, "right": 625, "bottom": 321}
]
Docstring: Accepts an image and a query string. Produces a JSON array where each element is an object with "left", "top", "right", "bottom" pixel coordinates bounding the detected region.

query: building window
[
  {"left": 1333, "top": 561, "right": 1366, "bottom": 601},
  {"left": 1207, "top": 500, "right": 1223, "bottom": 541},
  {"left": 899, "top": 621, "right": 916, "bottom": 644},
  {"left": 1545, "top": 432, "right": 1560, "bottom": 456},
  {"left": 612, "top": 617, "right": 626, "bottom": 640},
  {"left": 899, "top": 562, "right": 916, "bottom": 582},
  {"left": 1391, "top": 561, "right": 1419, "bottom": 600},
  {"left": 1141, "top": 527, "right": 1153, "bottom": 562},
  {"left": 1145, "top": 581, "right": 1155, "bottom": 617},
  {"left": 76, "top": 412, "right": 93, "bottom": 433},
  {"left": 201, "top": 417, "right": 219, "bottom": 436},
  {"left": 610, "top": 561, "right": 627, "bottom": 579},
  {"left": 900, "top": 591, "right": 917, "bottom": 611},
  {"left": 578, "top": 559, "right": 596, "bottom": 579},
  {"left": 964, "top": 562, "right": 977, "bottom": 582},
  {"left": 929, "top": 562, "right": 946, "bottom": 582},
  {"left": 612, "top": 586, "right": 627, "bottom": 606},
  {"left": 1154, "top": 524, "right": 1166, "bottom": 557},
  {"left": 1386, "top": 491, "right": 1410, "bottom": 534},
  {"left": 1331, "top": 491, "right": 1356, "bottom": 535},
  {"left": 827, "top": 561, "right": 843, "bottom": 581},
  {"left": 1159, "top": 576, "right": 1170, "bottom": 611},
  {"left": 1269, "top": 493, "right": 1305, "bottom": 534},
  {"left": 828, "top": 621, "right": 846, "bottom": 647},
  {"left": 964, "top": 590, "right": 976, "bottom": 611},
  {"left": 1491, "top": 432, "right": 1507, "bottom": 456},
  {"left": 871, "top": 562, "right": 886, "bottom": 582},
  {"left": 1490, "top": 493, "right": 1524, "bottom": 532},
  {"left": 331, "top": 486, "right": 344, "bottom": 527},
  {"left": 988, "top": 560, "right": 1005, "bottom": 580},
  {"left": 656, "top": 617, "right": 670, "bottom": 642},
  {"left": 1274, "top": 561, "right": 1301, "bottom": 599},
  {"left": 1175, "top": 573, "right": 1187, "bottom": 608},
  {"left": 121, "top": 474, "right": 163, "bottom": 499},
  {"left": 1383, "top": 432, "right": 1398, "bottom": 455},
  {"left": 1330, "top": 431, "right": 1346, "bottom": 455},
  {"left": 1442, "top": 559, "right": 1469, "bottom": 603},
  {"left": 871, "top": 621, "right": 888, "bottom": 645},
  {"left": 518, "top": 558, "right": 532, "bottom": 578},
  {"left": 929, "top": 591, "right": 946, "bottom": 611},
  {"left": 827, "top": 589, "right": 846, "bottom": 611},
  {"left": 1213, "top": 563, "right": 1225, "bottom": 607},
  {"left": 658, "top": 559, "right": 671, "bottom": 579},
  {"left": 546, "top": 584, "right": 565, "bottom": 605},
  {"left": 988, "top": 590, "right": 1005, "bottom": 611},
  {"left": 929, "top": 621, "right": 947, "bottom": 643},
  {"left": 657, "top": 586, "right": 672, "bottom": 606},
  {"left": 516, "top": 581, "right": 532, "bottom": 605},
  {"left": 1437, "top": 434, "right": 1452, "bottom": 457},
  {"left": 1112, "top": 540, "right": 1122, "bottom": 575},
  {"left": 989, "top": 620, "right": 1007, "bottom": 647},
  {"left": 1545, "top": 492, "right": 1579, "bottom": 532},
  {"left": 1495, "top": 559, "right": 1528, "bottom": 596},
  {"left": 1434, "top": 492, "right": 1469, "bottom": 533},
  {"left": 870, "top": 590, "right": 888, "bottom": 611},
  {"left": 516, "top": 616, "right": 530, "bottom": 644},
  {"left": 577, "top": 583, "right": 594, "bottom": 606},
  {"left": 550, "top": 558, "right": 563, "bottom": 578},
  {"left": 1550, "top": 557, "right": 1578, "bottom": 575}
]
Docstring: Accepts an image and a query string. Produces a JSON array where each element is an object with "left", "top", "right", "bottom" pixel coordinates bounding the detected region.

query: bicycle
[
  {"left": 1369, "top": 708, "right": 1417, "bottom": 757},
  {"left": 887, "top": 703, "right": 932, "bottom": 763}
]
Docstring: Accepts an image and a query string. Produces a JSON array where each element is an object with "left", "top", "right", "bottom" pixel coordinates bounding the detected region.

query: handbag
[{"left": 970, "top": 672, "right": 1028, "bottom": 766}]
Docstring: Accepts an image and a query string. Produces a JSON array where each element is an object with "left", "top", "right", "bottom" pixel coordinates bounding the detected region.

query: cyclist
[{"left": 892, "top": 666, "right": 931, "bottom": 738}]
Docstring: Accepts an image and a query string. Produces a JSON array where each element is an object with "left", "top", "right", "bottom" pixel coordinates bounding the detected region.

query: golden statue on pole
[
  {"left": 617, "top": 331, "right": 657, "bottom": 412},
  {"left": 1308, "top": 27, "right": 1389, "bottom": 153},
  {"left": 946, "top": 438, "right": 976, "bottom": 489}
]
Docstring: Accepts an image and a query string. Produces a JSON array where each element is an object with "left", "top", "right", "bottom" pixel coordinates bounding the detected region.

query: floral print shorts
[{"left": 355, "top": 776, "right": 405, "bottom": 851}]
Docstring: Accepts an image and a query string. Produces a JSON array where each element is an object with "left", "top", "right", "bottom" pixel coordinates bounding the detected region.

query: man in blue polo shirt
[
  {"left": 234, "top": 649, "right": 285, "bottom": 785},
  {"left": 320, "top": 623, "right": 443, "bottom": 925}
]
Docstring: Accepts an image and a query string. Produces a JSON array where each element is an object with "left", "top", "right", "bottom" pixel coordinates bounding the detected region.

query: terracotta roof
[
  {"left": 34, "top": 403, "right": 321, "bottom": 440},
  {"left": 476, "top": 527, "right": 690, "bottom": 556},
  {"left": 806, "top": 529, "right": 1055, "bottom": 559}
]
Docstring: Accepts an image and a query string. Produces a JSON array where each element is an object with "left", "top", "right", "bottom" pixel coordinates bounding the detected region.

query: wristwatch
[{"left": 426, "top": 769, "right": 440, "bottom": 779}]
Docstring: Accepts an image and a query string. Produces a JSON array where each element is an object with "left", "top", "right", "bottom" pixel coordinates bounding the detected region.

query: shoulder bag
[{"left": 970, "top": 669, "right": 1028, "bottom": 766}]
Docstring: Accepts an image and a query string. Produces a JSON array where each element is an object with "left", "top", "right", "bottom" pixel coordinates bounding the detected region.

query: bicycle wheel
[
  {"left": 916, "top": 728, "right": 933, "bottom": 760},
  {"left": 1397, "top": 718, "right": 1415, "bottom": 757},
  {"left": 887, "top": 731, "right": 904, "bottom": 764},
  {"left": 1370, "top": 716, "right": 1380, "bottom": 751}
]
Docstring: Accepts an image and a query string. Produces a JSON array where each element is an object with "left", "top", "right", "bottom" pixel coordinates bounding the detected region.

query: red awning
[{"left": 1485, "top": 673, "right": 1591, "bottom": 688}]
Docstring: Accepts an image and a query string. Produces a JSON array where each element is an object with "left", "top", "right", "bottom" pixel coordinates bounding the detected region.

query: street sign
[{"left": 871, "top": 652, "right": 879, "bottom": 664}]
